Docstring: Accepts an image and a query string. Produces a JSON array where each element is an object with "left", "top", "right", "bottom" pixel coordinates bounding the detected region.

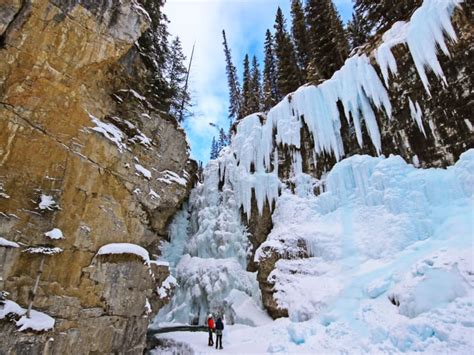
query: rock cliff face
[
  {"left": 0, "top": 0, "right": 195, "bottom": 353},
  {"left": 251, "top": 5, "right": 473, "bottom": 319}
]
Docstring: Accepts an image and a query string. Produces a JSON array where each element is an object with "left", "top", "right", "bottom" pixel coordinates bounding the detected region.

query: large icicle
[
  {"left": 376, "top": 0, "right": 462, "bottom": 93},
  {"left": 408, "top": 98, "right": 427, "bottom": 137}
]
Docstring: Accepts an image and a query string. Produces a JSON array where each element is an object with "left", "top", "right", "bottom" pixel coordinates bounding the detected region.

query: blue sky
[{"left": 165, "top": 0, "right": 353, "bottom": 163}]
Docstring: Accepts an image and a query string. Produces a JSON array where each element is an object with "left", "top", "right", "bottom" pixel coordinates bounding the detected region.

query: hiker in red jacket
[{"left": 207, "top": 314, "right": 215, "bottom": 346}]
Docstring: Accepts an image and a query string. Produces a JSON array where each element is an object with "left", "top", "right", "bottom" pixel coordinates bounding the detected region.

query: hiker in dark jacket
[{"left": 215, "top": 317, "right": 224, "bottom": 350}]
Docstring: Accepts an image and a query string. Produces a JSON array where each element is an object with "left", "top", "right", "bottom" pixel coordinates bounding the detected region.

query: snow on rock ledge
[
  {"left": 97, "top": 243, "right": 150, "bottom": 265},
  {"left": 0, "top": 237, "right": 20, "bottom": 248},
  {"left": 44, "top": 228, "right": 64, "bottom": 240},
  {"left": 0, "top": 300, "right": 55, "bottom": 332},
  {"left": 38, "top": 194, "right": 59, "bottom": 211},
  {"left": 135, "top": 164, "right": 152, "bottom": 179}
]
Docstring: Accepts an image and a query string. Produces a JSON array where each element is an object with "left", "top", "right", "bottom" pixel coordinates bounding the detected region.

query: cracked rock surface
[{"left": 0, "top": 0, "right": 196, "bottom": 353}]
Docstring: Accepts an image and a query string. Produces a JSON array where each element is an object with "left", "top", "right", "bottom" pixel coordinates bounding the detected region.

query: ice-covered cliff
[{"left": 155, "top": 0, "right": 473, "bottom": 353}]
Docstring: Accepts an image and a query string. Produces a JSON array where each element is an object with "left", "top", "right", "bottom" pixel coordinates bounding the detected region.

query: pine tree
[
  {"left": 274, "top": 7, "right": 303, "bottom": 99},
  {"left": 218, "top": 128, "right": 228, "bottom": 152},
  {"left": 240, "top": 54, "right": 252, "bottom": 118},
  {"left": 290, "top": 0, "right": 310, "bottom": 78},
  {"left": 210, "top": 137, "right": 219, "bottom": 160},
  {"left": 167, "top": 36, "right": 191, "bottom": 121},
  {"left": 137, "top": 0, "right": 172, "bottom": 110},
  {"left": 249, "top": 56, "right": 263, "bottom": 113},
  {"left": 347, "top": 6, "right": 370, "bottom": 51},
  {"left": 305, "top": 0, "right": 349, "bottom": 81},
  {"left": 354, "top": 0, "right": 422, "bottom": 35},
  {"left": 262, "top": 29, "right": 279, "bottom": 111},
  {"left": 222, "top": 30, "right": 242, "bottom": 122}
]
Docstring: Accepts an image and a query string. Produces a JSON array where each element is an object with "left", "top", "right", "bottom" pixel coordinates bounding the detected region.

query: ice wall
[
  {"left": 256, "top": 150, "right": 473, "bottom": 323},
  {"left": 220, "top": 0, "right": 463, "bottom": 219},
  {"left": 156, "top": 161, "right": 270, "bottom": 326}
]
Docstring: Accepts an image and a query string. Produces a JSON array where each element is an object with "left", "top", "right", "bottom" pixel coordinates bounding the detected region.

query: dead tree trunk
[{"left": 26, "top": 255, "right": 45, "bottom": 318}]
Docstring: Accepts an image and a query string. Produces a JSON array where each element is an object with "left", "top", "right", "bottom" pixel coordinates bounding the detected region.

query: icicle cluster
[
  {"left": 375, "top": 0, "right": 462, "bottom": 94},
  {"left": 156, "top": 161, "right": 267, "bottom": 325},
  {"left": 221, "top": 0, "right": 462, "bottom": 217}
]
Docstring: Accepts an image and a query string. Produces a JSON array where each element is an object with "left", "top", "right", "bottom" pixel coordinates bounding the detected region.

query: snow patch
[
  {"left": 158, "top": 170, "right": 187, "bottom": 186},
  {"left": 0, "top": 237, "right": 20, "bottom": 248},
  {"left": 135, "top": 164, "right": 152, "bottom": 179},
  {"left": 97, "top": 243, "right": 150, "bottom": 265},
  {"left": 157, "top": 275, "right": 178, "bottom": 299},
  {"left": 130, "top": 132, "right": 152, "bottom": 148},
  {"left": 149, "top": 189, "right": 160, "bottom": 200},
  {"left": 0, "top": 183, "right": 10, "bottom": 199},
  {"left": 0, "top": 300, "right": 55, "bottom": 332},
  {"left": 24, "top": 247, "right": 63, "bottom": 255},
  {"left": 89, "top": 114, "right": 126, "bottom": 152},
  {"left": 44, "top": 228, "right": 64, "bottom": 240},
  {"left": 38, "top": 194, "right": 58, "bottom": 211}
]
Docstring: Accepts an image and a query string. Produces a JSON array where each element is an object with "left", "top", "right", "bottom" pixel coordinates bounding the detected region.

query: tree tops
[{"left": 137, "top": 0, "right": 192, "bottom": 122}]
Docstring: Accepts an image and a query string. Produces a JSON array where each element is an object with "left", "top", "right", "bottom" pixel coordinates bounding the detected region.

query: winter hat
[{"left": 208, "top": 313, "right": 213, "bottom": 318}]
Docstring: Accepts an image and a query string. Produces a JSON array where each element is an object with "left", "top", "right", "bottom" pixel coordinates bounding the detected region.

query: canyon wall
[{"left": 0, "top": 0, "right": 195, "bottom": 353}]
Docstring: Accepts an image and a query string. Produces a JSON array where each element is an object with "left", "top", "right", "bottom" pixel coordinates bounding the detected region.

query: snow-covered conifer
[
  {"left": 249, "top": 56, "right": 263, "bottom": 113},
  {"left": 210, "top": 137, "right": 219, "bottom": 160},
  {"left": 167, "top": 36, "right": 191, "bottom": 121},
  {"left": 240, "top": 54, "right": 252, "bottom": 118}
]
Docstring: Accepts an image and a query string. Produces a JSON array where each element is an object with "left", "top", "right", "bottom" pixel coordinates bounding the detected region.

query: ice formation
[
  {"left": 408, "top": 98, "right": 427, "bottom": 137},
  {"left": 155, "top": 160, "right": 267, "bottom": 326},
  {"left": 257, "top": 151, "right": 473, "bottom": 320},
  {"left": 375, "top": 0, "right": 462, "bottom": 93},
  {"left": 216, "top": 0, "right": 462, "bottom": 218},
  {"left": 154, "top": 1, "right": 471, "bottom": 352}
]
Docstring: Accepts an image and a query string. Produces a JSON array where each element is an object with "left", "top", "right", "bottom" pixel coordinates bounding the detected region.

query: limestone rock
[{"left": 0, "top": 0, "right": 195, "bottom": 353}]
